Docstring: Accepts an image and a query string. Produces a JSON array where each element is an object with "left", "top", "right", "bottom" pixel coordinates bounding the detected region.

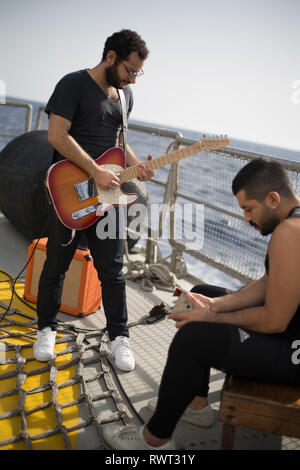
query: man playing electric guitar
[{"left": 33, "top": 30, "right": 154, "bottom": 371}]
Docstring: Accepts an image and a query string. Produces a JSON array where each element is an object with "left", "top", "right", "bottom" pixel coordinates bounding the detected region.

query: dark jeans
[
  {"left": 37, "top": 207, "right": 128, "bottom": 341},
  {"left": 147, "top": 284, "right": 300, "bottom": 439}
]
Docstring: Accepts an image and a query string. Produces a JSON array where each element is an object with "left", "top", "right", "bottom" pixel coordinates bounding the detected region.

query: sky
[{"left": 1, "top": 0, "right": 300, "bottom": 151}]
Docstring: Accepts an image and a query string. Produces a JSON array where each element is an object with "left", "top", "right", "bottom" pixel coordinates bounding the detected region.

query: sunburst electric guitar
[{"left": 46, "top": 136, "right": 230, "bottom": 230}]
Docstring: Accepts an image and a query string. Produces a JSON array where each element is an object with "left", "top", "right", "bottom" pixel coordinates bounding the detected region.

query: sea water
[{"left": 1, "top": 97, "right": 299, "bottom": 290}]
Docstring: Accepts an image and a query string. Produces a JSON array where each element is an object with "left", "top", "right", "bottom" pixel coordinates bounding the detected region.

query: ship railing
[
  {"left": 2, "top": 104, "right": 300, "bottom": 285},
  {"left": 0, "top": 100, "right": 32, "bottom": 138},
  {"left": 125, "top": 123, "right": 300, "bottom": 285}
]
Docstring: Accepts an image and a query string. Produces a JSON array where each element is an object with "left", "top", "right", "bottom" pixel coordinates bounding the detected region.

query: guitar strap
[{"left": 118, "top": 89, "right": 128, "bottom": 158}]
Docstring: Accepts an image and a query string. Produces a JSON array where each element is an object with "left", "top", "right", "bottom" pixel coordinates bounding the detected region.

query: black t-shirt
[{"left": 45, "top": 69, "right": 133, "bottom": 163}]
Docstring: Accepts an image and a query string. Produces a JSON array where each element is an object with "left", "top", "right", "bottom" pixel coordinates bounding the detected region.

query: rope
[
  {"left": 0, "top": 296, "right": 168, "bottom": 449},
  {"left": 0, "top": 266, "right": 173, "bottom": 450},
  {"left": 0, "top": 304, "right": 129, "bottom": 450},
  {"left": 125, "top": 260, "right": 177, "bottom": 292}
]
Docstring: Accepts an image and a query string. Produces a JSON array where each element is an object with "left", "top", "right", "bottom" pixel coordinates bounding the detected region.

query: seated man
[{"left": 103, "top": 157, "right": 300, "bottom": 450}]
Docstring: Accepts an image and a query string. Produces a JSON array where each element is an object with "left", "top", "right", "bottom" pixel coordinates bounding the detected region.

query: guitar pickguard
[{"left": 71, "top": 164, "right": 138, "bottom": 221}]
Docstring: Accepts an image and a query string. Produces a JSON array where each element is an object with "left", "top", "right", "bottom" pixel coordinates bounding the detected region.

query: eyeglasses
[{"left": 121, "top": 61, "right": 144, "bottom": 78}]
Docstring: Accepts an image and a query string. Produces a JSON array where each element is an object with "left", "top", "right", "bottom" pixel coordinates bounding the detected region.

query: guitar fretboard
[{"left": 119, "top": 141, "right": 205, "bottom": 183}]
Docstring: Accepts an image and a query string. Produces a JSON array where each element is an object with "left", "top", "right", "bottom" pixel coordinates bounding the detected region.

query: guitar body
[
  {"left": 46, "top": 136, "right": 230, "bottom": 231},
  {"left": 46, "top": 147, "right": 138, "bottom": 230}
]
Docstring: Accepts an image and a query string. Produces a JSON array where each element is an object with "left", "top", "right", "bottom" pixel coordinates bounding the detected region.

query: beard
[
  {"left": 249, "top": 205, "right": 281, "bottom": 236},
  {"left": 105, "top": 61, "right": 128, "bottom": 89}
]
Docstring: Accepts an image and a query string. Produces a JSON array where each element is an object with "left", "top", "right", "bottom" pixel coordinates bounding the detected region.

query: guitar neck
[{"left": 119, "top": 141, "right": 204, "bottom": 183}]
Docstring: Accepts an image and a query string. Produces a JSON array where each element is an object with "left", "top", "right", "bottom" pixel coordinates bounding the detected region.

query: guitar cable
[{"left": 0, "top": 213, "right": 50, "bottom": 326}]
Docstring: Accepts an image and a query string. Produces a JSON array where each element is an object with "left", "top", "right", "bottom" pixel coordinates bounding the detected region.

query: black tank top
[{"left": 264, "top": 206, "right": 300, "bottom": 341}]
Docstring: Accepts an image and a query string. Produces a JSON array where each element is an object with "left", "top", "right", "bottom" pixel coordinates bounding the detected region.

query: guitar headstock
[{"left": 200, "top": 135, "right": 230, "bottom": 151}]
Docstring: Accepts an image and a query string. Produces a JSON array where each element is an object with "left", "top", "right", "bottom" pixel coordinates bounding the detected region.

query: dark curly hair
[{"left": 101, "top": 29, "right": 149, "bottom": 62}]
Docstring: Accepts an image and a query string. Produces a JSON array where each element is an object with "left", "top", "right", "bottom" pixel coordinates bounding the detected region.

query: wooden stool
[{"left": 218, "top": 375, "right": 300, "bottom": 450}]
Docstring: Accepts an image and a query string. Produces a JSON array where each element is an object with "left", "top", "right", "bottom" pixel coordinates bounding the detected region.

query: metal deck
[{"left": 1, "top": 210, "right": 299, "bottom": 451}]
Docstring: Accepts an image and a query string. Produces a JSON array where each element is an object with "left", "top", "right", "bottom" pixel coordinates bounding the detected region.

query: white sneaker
[
  {"left": 103, "top": 424, "right": 175, "bottom": 450},
  {"left": 33, "top": 327, "right": 56, "bottom": 362},
  {"left": 148, "top": 398, "right": 214, "bottom": 427},
  {"left": 110, "top": 336, "right": 135, "bottom": 372}
]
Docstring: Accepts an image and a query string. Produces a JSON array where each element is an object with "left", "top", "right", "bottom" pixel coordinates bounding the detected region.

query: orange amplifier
[{"left": 24, "top": 238, "right": 102, "bottom": 316}]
